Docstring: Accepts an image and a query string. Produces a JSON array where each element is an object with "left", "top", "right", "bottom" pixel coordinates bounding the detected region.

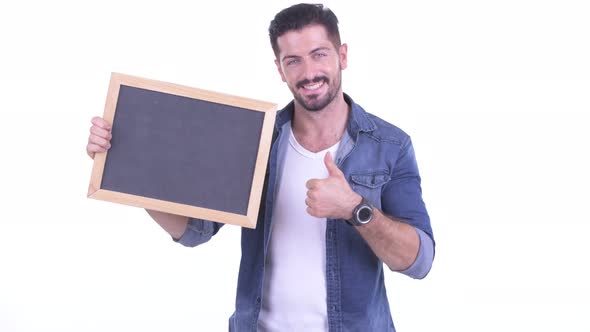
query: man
[{"left": 87, "top": 4, "right": 434, "bottom": 331}]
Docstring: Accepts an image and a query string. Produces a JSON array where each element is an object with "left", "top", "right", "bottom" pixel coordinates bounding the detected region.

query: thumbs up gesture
[{"left": 305, "top": 152, "right": 362, "bottom": 219}]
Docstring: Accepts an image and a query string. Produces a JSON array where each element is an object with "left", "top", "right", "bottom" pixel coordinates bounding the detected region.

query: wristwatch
[{"left": 347, "top": 197, "right": 374, "bottom": 226}]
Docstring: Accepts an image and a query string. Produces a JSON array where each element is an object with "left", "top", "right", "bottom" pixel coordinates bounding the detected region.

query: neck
[{"left": 291, "top": 93, "right": 349, "bottom": 153}]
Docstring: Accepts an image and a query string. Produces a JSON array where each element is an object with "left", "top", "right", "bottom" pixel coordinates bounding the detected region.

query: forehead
[{"left": 276, "top": 24, "right": 334, "bottom": 57}]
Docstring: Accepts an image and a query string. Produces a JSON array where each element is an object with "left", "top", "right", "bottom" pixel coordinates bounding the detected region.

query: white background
[{"left": 1, "top": 1, "right": 589, "bottom": 331}]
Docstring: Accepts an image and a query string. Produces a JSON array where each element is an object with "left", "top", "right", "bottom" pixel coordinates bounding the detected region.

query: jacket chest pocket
[{"left": 350, "top": 171, "right": 391, "bottom": 209}]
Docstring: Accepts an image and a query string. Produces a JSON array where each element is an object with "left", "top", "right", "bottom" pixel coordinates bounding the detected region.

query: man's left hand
[{"left": 305, "top": 152, "right": 362, "bottom": 219}]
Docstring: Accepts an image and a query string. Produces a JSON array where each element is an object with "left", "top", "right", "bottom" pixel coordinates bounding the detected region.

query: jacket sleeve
[
  {"left": 381, "top": 136, "right": 435, "bottom": 278},
  {"left": 173, "top": 218, "right": 224, "bottom": 247},
  {"left": 397, "top": 228, "right": 435, "bottom": 279}
]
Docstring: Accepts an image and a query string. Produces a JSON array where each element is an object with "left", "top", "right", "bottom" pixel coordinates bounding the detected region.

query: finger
[
  {"left": 91, "top": 116, "right": 112, "bottom": 130},
  {"left": 86, "top": 143, "right": 107, "bottom": 159},
  {"left": 324, "top": 151, "right": 343, "bottom": 177},
  {"left": 306, "top": 189, "right": 319, "bottom": 200},
  {"left": 88, "top": 134, "right": 111, "bottom": 149},
  {"left": 90, "top": 125, "right": 112, "bottom": 140},
  {"left": 87, "top": 143, "right": 108, "bottom": 154},
  {"left": 306, "top": 179, "right": 318, "bottom": 189}
]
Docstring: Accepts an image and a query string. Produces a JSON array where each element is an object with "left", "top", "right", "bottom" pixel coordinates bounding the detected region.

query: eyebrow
[{"left": 281, "top": 47, "right": 332, "bottom": 63}]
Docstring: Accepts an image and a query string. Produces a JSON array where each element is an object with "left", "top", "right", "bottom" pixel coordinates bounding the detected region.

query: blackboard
[{"left": 88, "top": 73, "right": 276, "bottom": 228}]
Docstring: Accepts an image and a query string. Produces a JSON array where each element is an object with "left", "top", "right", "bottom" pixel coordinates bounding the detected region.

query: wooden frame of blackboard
[{"left": 88, "top": 73, "right": 276, "bottom": 229}]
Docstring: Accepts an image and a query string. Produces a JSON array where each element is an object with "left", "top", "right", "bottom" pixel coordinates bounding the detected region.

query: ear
[
  {"left": 275, "top": 58, "right": 287, "bottom": 82},
  {"left": 339, "top": 43, "right": 348, "bottom": 70}
]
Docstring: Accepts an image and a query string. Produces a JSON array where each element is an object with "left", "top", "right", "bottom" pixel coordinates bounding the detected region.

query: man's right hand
[
  {"left": 85, "top": 116, "right": 189, "bottom": 238},
  {"left": 86, "top": 116, "right": 112, "bottom": 159}
]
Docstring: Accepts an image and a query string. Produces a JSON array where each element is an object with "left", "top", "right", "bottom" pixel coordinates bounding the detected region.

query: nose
[{"left": 301, "top": 57, "right": 320, "bottom": 81}]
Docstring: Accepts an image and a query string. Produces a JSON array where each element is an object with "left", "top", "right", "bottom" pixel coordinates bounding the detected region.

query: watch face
[{"left": 358, "top": 206, "right": 372, "bottom": 223}]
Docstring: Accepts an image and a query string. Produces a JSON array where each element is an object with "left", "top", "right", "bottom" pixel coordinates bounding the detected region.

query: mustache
[{"left": 296, "top": 76, "right": 328, "bottom": 89}]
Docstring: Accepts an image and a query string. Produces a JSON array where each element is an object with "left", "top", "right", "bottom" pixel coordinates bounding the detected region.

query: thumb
[{"left": 324, "top": 151, "right": 342, "bottom": 177}]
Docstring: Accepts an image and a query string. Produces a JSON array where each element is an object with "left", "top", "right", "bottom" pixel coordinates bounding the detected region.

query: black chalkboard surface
[{"left": 88, "top": 73, "right": 276, "bottom": 228}]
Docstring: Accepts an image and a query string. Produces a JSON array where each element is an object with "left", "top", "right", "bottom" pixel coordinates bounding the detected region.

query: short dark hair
[{"left": 269, "top": 3, "right": 341, "bottom": 58}]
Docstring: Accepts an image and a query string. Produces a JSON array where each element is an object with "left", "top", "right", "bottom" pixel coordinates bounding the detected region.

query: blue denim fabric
[{"left": 176, "top": 94, "right": 434, "bottom": 331}]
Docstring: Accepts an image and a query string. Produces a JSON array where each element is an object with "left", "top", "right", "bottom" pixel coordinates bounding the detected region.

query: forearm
[
  {"left": 146, "top": 209, "right": 189, "bottom": 240},
  {"left": 355, "top": 208, "right": 420, "bottom": 271}
]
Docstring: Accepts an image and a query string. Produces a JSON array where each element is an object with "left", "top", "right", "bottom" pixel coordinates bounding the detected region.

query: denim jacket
[{"left": 176, "top": 94, "right": 435, "bottom": 331}]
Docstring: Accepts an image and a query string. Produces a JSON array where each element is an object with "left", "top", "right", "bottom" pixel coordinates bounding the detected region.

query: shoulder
[
  {"left": 346, "top": 94, "right": 411, "bottom": 146},
  {"left": 363, "top": 112, "right": 410, "bottom": 146}
]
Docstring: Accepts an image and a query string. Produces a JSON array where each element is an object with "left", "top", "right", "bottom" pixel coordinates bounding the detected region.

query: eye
[
  {"left": 286, "top": 58, "right": 301, "bottom": 66},
  {"left": 313, "top": 52, "right": 327, "bottom": 59}
]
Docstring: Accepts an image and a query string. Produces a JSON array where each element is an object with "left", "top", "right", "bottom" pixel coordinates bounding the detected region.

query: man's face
[{"left": 275, "top": 24, "right": 348, "bottom": 112}]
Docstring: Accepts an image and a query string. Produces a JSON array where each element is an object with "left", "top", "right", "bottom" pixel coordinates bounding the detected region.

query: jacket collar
[{"left": 275, "top": 93, "right": 376, "bottom": 138}]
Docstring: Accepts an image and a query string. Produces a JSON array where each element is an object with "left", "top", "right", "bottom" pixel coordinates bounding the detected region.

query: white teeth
[{"left": 304, "top": 81, "right": 323, "bottom": 90}]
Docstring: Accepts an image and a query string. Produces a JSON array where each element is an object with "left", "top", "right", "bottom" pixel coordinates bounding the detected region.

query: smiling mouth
[
  {"left": 297, "top": 77, "right": 328, "bottom": 91},
  {"left": 303, "top": 81, "right": 324, "bottom": 90}
]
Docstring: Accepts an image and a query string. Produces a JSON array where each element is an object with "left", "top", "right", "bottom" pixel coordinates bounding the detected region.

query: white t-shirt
[{"left": 257, "top": 125, "right": 341, "bottom": 332}]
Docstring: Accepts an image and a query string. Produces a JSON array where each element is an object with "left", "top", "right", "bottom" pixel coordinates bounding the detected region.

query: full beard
[{"left": 292, "top": 73, "right": 342, "bottom": 112}]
